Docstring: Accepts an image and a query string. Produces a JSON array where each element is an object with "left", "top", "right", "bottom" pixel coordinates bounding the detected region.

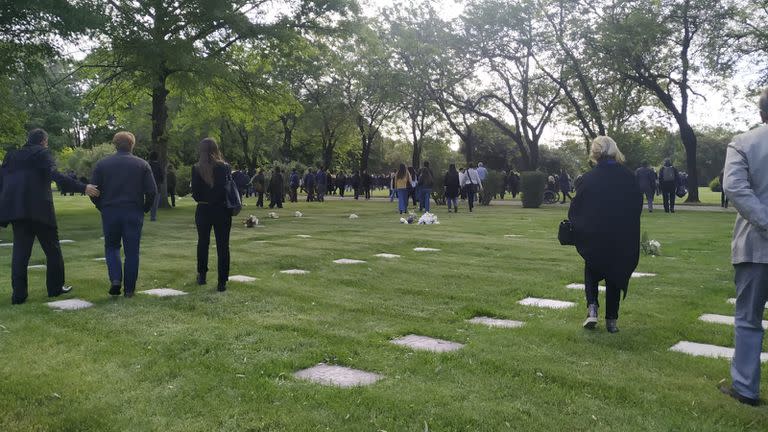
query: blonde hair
[
  {"left": 113, "top": 131, "right": 136, "bottom": 151},
  {"left": 590, "top": 135, "right": 625, "bottom": 164}
]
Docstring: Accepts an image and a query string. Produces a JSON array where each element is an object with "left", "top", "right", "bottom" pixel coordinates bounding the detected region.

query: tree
[
  {"left": 597, "top": 0, "right": 737, "bottom": 200},
  {"left": 85, "top": 0, "right": 356, "bottom": 204}
]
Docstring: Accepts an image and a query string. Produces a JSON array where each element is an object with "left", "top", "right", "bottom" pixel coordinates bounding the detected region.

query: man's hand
[{"left": 85, "top": 184, "right": 100, "bottom": 198}]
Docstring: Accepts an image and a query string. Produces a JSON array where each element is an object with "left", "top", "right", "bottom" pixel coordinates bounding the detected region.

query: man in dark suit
[{"left": 0, "top": 129, "right": 100, "bottom": 304}]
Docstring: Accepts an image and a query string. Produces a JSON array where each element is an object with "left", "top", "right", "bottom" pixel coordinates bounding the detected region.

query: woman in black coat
[
  {"left": 444, "top": 164, "right": 460, "bottom": 213},
  {"left": 268, "top": 167, "right": 284, "bottom": 209},
  {"left": 568, "top": 136, "right": 642, "bottom": 333},
  {"left": 191, "top": 138, "right": 232, "bottom": 292}
]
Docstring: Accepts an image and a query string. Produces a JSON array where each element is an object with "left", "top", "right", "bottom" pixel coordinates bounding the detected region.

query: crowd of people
[{"left": 2, "top": 90, "right": 768, "bottom": 407}]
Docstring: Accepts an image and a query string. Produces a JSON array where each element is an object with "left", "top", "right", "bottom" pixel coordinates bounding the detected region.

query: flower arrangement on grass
[
  {"left": 417, "top": 212, "right": 440, "bottom": 225},
  {"left": 243, "top": 215, "right": 259, "bottom": 228},
  {"left": 294, "top": 211, "right": 303, "bottom": 218},
  {"left": 349, "top": 214, "right": 359, "bottom": 219},
  {"left": 641, "top": 232, "right": 661, "bottom": 256},
  {"left": 268, "top": 212, "right": 279, "bottom": 219}
]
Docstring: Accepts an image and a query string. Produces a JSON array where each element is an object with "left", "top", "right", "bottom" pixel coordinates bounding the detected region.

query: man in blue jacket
[{"left": 0, "top": 129, "right": 100, "bottom": 304}]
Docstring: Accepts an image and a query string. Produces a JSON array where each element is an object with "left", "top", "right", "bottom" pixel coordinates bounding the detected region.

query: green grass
[{"left": 0, "top": 195, "right": 765, "bottom": 431}]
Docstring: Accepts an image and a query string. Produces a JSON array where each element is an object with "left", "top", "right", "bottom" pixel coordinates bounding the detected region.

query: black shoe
[
  {"left": 49, "top": 286, "right": 73, "bottom": 298},
  {"left": 719, "top": 383, "right": 760, "bottom": 406},
  {"left": 606, "top": 319, "right": 619, "bottom": 333},
  {"left": 583, "top": 304, "right": 598, "bottom": 329},
  {"left": 124, "top": 290, "right": 134, "bottom": 298},
  {"left": 197, "top": 273, "right": 207, "bottom": 285},
  {"left": 109, "top": 285, "right": 121, "bottom": 296},
  {"left": 216, "top": 282, "right": 227, "bottom": 292}
]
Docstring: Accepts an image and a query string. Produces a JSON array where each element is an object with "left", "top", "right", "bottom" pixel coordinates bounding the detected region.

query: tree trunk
[
  {"left": 280, "top": 114, "right": 295, "bottom": 162},
  {"left": 323, "top": 143, "right": 334, "bottom": 169},
  {"left": 151, "top": 73, "right": 170, "bottom": 207},
  {"left": 679, "top": 122, "right": 700, "bottom": 202}
]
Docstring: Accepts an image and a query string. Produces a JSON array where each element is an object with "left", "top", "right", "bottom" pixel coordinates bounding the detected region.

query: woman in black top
[
  {"left": 191, "top": 138, "right": 232, "bottom": 292},
  {"left": 568, "top": 136, "right": 642, "bottom": 333},
  {"left": 268, "top": 166, "right": 284, "bottom": 209},
  {"left": 444, "top": 164, "right": 460, "bottom": 213}
]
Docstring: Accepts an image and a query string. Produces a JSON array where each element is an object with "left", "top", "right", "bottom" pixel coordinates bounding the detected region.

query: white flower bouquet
[
  {"left": 268, "top": 212, "right": 279, "bottom": 219},
  {"left": 294, "top": 211, "right": 303, "bottom": 218},
  {"left": 417, "top": 212, "right": 440, "bottom": 225},
  {"left": 243, "top": 215, "right": 259, "bottom": 228},
  {"left": 349, "top": 214, "right": 359, "bottom": 219},
  {"left": 641, "top": 232, "right": 661, "bottom": 256}
]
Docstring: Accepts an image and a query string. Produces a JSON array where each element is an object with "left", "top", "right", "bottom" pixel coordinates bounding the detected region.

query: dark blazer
[
  {"left": 268, "top": 173, "right": 284, "bottom": 198},
  {"left": 0, "top": 144, "right": 85, "bottom": 227},
  {"left": 191, "top": 162, "right": 230, "bottom": 207},
  {"left": 444, "top": 171, "right": 460, "bottom": 198},
  {"left": 568, "top": 160, "right": 643, "bottom": 288}
]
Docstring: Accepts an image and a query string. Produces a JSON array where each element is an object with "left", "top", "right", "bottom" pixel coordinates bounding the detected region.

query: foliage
[
  {"left": 60, "top": 143, "right": 116, "bottom": 178},
  {"left": 479, "top": 171, "right": 506, "bottom": 205},
  {"left": 520, "top": 170, "right": 546, "bottom": 208},
  {"left": 175, "top": 165, "right": 193, "bottom": 197},
  {"left": 709, "top": 176, "right": 721, "bottom": 192}
]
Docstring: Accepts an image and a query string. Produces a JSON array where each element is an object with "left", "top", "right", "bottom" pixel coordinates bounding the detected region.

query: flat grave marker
[
  {"left": 28, "top": 265, "right": 46, "bottom": 270},
  {"left": 47, "top": 299, "right": 93, "bottom": 311},
  {"left": 631, "top": 272, "right": 656, "bottom": 278},
  {"left": 374, "top": 253, "right": 401, "bottom": 259},
  {"left": 229, "top": 275, "right": 258, "bottom": 283},
  {"left": 59, "top": 240, "right": 75, "bottom": 244},
  {"left": 468, "top": 317, "right": 525, "bottom": 329},
  {"left": 413, "top": 247, "right": 440, "bottom": 252},
  {"left": 333, "top": 259, "right": 366, "bottom": 264},
  {"left": 391, "top": 334, "right": 464, "bottom": 352},
  {"left": 518, "top": 297, "right": 576, "bottom": 309},
  {"left": 294, "top": 364, "right": 382, "bottom": 388},
  {"left": 566, "top": 283, "right": 605, "bottom": 292},
  {"left": 140, "top": 288, "right": 187, "bottom": 297},
  {"left": 280, "top": 269, "right": 310, "bottom": 275},
  {"left": 698, "top": 313, "right": 768, "bottom": 329},
  {"left": 669, "top": 341, "right": 768, "bottom": 362}
]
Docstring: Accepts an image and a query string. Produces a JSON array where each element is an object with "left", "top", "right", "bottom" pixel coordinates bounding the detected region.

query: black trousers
[
  {"left": 584, "top": 264, "right": 627, "bottom": 320},
  {"left": 169, "top": 188, "right": 176, "bottom": 207},
  {"left": 195, "top": 205, "right": 232, "bottom": 284},
  {"left": 661, "top": 181, "right": 676, "bottom": 212},
  {"left": 289, "top": 186, "right": 298, "bottom": 202},
  {"left": 11, "top": 220, "right": 66, "bottom": 303},
  {"left": 256, "top": 191, "right": 264, "bottom": 207},
  {"left": 339, "top": 187, "right": 345, "bottom": 198}
]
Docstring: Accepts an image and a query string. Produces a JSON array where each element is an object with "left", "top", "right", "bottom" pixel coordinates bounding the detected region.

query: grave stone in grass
[
  {"left": 468, "top": 317, "right": 525, "bottom": 328},
  {"left": 517, "top": 297, "right": 576, "bottom": 309},
  {"left": 391, "top": 334, "right": 464, "bottom": 352},
  {"left": 669, "top": 341, "right": 768, "bottom": 362},
  {"left": 47, "top": 299, "right": 93, "bottom": 311},
  {"left": 294, "top": 364, "right": 382, "bottom": 387}
]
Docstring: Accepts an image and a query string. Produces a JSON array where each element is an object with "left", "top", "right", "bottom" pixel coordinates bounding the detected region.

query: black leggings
[
  {"left": 195, "top": 204, "right": 232, "bottom": 284},
  {"left": 584, "top": 264, "right": 628, "bottom": 320}
]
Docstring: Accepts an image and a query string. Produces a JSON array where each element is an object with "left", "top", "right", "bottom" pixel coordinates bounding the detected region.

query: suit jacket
[
  {"left": 724, "top": 124, "right": 768, "bottom": 264},
  {"left": 0, "top": 144, "right": 84, "bottom": 227},
  {"left": 568, "top": 160, "right": 642, "bottom": 285}
]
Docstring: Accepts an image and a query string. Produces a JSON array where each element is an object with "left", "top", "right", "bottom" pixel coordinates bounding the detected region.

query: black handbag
[
  {"left": 224, "top": 169, "right": 242, "bottom": 216},
  {"left": 558, "top": 219, "right": 575, "bottom": 246}
]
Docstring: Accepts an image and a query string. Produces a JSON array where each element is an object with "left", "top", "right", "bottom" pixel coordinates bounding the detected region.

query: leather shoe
[
  {"left": 719, "top": 383, "right": 760, "bottom": 406},
  {"left": 49, "top": 286, "right": 73, "bottom": 297},
  {"left": 197, "top": 273, "right": 207, "bottom": 286},
  {"left": 216, "top": 282, "right": 227, "bottom": 292},
  {"left": 606, "top": 319, "right": 619, "bottom": 333},
  {"left": 109, "top": 285, "right": 121, "bottom": 296}
]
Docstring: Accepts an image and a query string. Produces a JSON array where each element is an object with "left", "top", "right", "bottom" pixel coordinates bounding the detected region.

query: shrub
[
  {"left": 479, "top": 170, "right": 505, "bottom": 205},
  {"left": 520, "top": 171, "right": 546, "bottom": 208},
  {"left": 175, "top": 165, "right": 192, "bottom": 197},
  {"left": 60, "top": 143, "right": 116, "bottom": 179},
  {"left": 709, "top": 176, "right": 721, "bottom": 192},
  {"left": 431, "top": 187, "right": 446, "bottom": 205}
]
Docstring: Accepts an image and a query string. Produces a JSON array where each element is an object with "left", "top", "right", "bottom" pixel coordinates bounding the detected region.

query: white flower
[
  {"left": 399, "top": 217, "right": 407, "bottom": 224},
  {"left": 349, "top": 214, "right": 359, "bottom": 219},
  {"left": 294, "top": 211, "right": 303, "bottom": 218},
  {"left": 417, "top": 212, "right": 440, "bottom": 225},
  {"left": 268, "top": 212, "right": 279, "bottom": 219}
]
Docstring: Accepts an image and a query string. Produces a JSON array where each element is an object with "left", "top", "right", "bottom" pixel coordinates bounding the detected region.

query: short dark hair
[
  {"left": 423, "top": 161, "right": 430, "bottom": 168},
  {"left": 27, "top": 128, "right": 48, "bottom": 146}
]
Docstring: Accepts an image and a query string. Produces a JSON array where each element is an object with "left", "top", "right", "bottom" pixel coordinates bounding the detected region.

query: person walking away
[
  {"left": 719, "top": 169, "right": 729, "bottom": 208},
  {"left": 268, "top": 166, "right": 285, "bottom": 209},
  {"left": 0, "top": 128, "right": 100, "bottom": 304},
  {"left": 289, "top": 168, "right": 300, "bottom": 203},
  {"left": 254, "top": 169, "right": 266, "bottom": 207},
  {"left": 458, "top": 168, "right": 467, "bottom": 200},
  {"left": 407, "top": 166, "right": 418, "bottom": 207},
  {"left": 444, "top": 164, "right": 460, "bottom": 213},
  {"left": 568, "top": 136, "right": 641, "bottom": 333},
  {"left": 559, "top": 168, "right": 573, "bottom": 204},
  {"left": 393, "top": 163, "right": 412, "bottom": 214},
  {"left": 304, "top": 168, "right": 316, "bottom": 202},
  {"left": 509, "top": 171, "right": 520, "bottom": 198},
  {"left": 418, "top": 161, "right": 435, "bottom": 212},
  {"left": 167, "top": 164, "right": 177, "bottom": 207},
  {"left": 316, "top": 167, "right": 327, "bottom": 202},
  {"left": 659, "top": 159, "right": 679, "bottom": 213},
  {"left": 460, "top": 163, "right": 483, "bottom": 212},
  {"left": 147, "top": 151, "right": 164, "bottom": 221},
  {"left": 477, "top": 162, "right": 488, "bottom": 182},
  {"left": 336, "top": 171, "right": 346, "bottom": 199},
  {"left": 191, "top": 138, "right": 232, "bottom": 292},
  {"left": 363, "top": 170, "right": 372, "bottom": 200},
  {"left": 91, "top": 131, "right": 156, "bottom": 298},
  {"left": 352, "top": 170, "right": 361, "bottom": 200},
  {"left": 389, "top": 170, "right": 397, "bottom": 202},
  {"left": 635, "top": 161, "right": 657, "bottom": 212},
  {"left": 233, "top": 167, "right": 250, "bottom": 201},
  {"left": 719, "top": 89, "right": 768, "bottom": 406}
]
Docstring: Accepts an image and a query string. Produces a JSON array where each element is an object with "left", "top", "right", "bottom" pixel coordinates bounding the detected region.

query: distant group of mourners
[{"left": 633, "top": 159, "right": 689, "bottom": 213}]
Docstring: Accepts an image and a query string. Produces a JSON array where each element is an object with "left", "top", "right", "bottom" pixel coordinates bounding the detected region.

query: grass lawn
[{"left": 0, "top": 194, "right": 765, "bottom": 431}]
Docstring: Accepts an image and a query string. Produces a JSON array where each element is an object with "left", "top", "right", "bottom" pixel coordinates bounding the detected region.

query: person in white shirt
[
  {"left": 477, "top": 162, "right": 488, "bottom": 181},
  {"left": 460, "top": 163, "right": 483, "bottom": 212}
]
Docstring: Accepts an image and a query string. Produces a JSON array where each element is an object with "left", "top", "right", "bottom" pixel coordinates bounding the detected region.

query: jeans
[
  {"left": 196, "top": 204, "right": 232, "bottom": 284},
  {"left": 10, "top": 220, "right": 66, "bottom": 303},
  {"left": 446, "top": 196, "right": 458, "bottom": 210},
  {"left": 643, "top": 190, "right": 654, "bottom": 211},
  {"left": 397, "top": 188, "right": 409, "bottom": 213},
  {"left": 419, "top": 188, "right": 432, "bottom": 212},
  {"left": 466, "top": 186, "right": 477, "bottom": 211},
  {"left": 389, "top": 188, "right": 396, "bottom": 202},
  {"left": 661, "top": 181, "right": 676, "bottom": 212},
  {"left": 584, "top": 264, "right": 627, "bottom": 319},
  {"left": 150, "top": 193, "right": 161, "bottom": 221},
  {"left": 101, "top": 207, "right": 145, "bottom": 294},
  {"left": 731, "top": 263, "right": 768, "bottom": 399}
]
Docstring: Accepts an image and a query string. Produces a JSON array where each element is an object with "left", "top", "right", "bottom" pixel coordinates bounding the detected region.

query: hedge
[{"left": 520, "top": 171, "right": 546, "bottom": 208}]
